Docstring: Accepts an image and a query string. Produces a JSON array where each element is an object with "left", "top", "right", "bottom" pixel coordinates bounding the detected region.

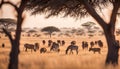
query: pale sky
[
  {"left": 0, "top": 4, "right": 96, "bottom": 29},
  {"left": 22, "top": 13, "right": 95, "bottom": 28},
  {"left": 0, "top": 1, "right": 120, "bottom": 29}
]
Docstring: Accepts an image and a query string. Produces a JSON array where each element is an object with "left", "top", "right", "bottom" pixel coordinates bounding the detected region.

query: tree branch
[
  {"left": 2, "top": 28, "right": 14, "bottom": 44},
  {"left": 107, "top": 2, "right": 120, "bottom": 35},
  {"left": 109, "top": 2, "right": 120, "bottom": 25},
  {"left": 0, "top": 0, "right": 4, "bottom": 8},
  {"left": 3, "top": 1, "right": 18, "bottom": 11},
  {"left": 82, "top": 0, "right": 107, "bottom": 29},
  {"left": 14, "top": 0, "right": 29, "bottom": 41}
]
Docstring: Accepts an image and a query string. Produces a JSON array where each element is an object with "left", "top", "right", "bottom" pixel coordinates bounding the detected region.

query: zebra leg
[
  {"left": 72, "top": 51, "right": 74, "bottom": 54},
  {"left": 25, "top": 48, "right": 27, "bottom": 52},
  {"left": 50, "top": 48, "right": 52, "bottom": 51},
  {"left": 70, "top": 50, "right": 73, "bottom": 54},
  {"left": 65, "top": 50, "right": 68, "bottom": 54},
  {"left": 76, "top": 50, "right": 78, "bottom": 55}
]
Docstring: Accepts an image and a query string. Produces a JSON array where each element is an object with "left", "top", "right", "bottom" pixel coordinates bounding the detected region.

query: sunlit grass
[{"left": 0, "top": 35, "right": 120, "bottom": 69}]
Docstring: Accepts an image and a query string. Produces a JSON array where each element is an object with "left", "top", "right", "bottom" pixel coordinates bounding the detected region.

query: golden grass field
[{"left": 0, "top": 34, "right": 120, "bottom": 69}]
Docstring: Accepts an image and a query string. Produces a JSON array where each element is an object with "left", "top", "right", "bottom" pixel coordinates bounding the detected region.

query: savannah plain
[{"left": 0, "top": 32, "right": 120, "bottom": 69}]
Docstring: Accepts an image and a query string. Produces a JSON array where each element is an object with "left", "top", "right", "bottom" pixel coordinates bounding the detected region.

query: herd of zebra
[{"left": 23, "top": 39, "right": 106, "bottom": 54}]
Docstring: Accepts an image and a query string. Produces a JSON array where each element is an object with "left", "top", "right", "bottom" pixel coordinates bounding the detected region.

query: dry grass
[{"left": 0, "top": 35, "right": 120, "bottom": 69}]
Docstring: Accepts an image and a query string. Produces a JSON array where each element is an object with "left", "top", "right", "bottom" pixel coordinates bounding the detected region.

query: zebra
[
  {"left": 97, "top": 40, "right": 103, "bottom": 48},
  {"left": 24, "top": 43, "right": 39, "bottom": 52},
  {"left": 89, "top": 47, "right": 101, "bottom": 54},
  {"left": 50, "top": 42, "right": 60, "bottom": 52},
  {"left": 48, "top": 40, "right": 53, "bottom": 47},
  {"left": 90, "top": 41, "right": 95, "bottom": 48},
  {"left": 57, "top": 40, "right": 61, "bottom": 46},
  {"left": 82, "top": 41, "right": 88, "bottom": 50},
  {"left": 42, "top": 40, "right": 46, "bottom": 45},
  {"left": 66, "top": 41, "right": 78, "bottom": 55},
  {"left": 61, "top": 40, "right": 65, "bottom": 46},
  {"left": 40, "top": 47, "right": 47, "bottom": 53}
]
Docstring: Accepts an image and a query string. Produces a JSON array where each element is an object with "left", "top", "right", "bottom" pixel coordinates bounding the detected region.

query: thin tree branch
[
  {"left": 2, "top": 28, "right": 13, "bottom": 44},
  {"left": 0, "top": 0, "right": 4, "bottom": 8},
  {"left": 108, "top": 2, "right": 120, "bottom": 35},
  {"left": 109, "top": 3, "right": 120, "bottom": 25},
  {"left": 3, "top": 1, "right": 18, "bottom": 11},
  {"left": 82, "top": 0, "right": 107, "bottom": 29}
]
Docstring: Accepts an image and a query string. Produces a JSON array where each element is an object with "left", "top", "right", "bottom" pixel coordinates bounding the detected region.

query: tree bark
[
  {"left": 104, "top": 26, "right": 119, "bottom": 66},
  {"left": 8, "top": 40, "right": 20, "bottom": 69},
  {"left": 7, "top": 1, "right": 27, "bottom": 69},
  {"left": 82, "top": 0, "right": 119, "bottom": 65}
]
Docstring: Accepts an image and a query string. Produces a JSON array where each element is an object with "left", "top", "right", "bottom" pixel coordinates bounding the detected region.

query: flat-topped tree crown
[
  {"left": 0, "top": 18, "right": 16, "bottom": 30},
  {"left": 41, "top": 26, "right": 60, "bottom": 38}
]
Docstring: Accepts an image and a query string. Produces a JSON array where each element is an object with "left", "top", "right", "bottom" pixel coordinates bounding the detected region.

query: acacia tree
[
  {"left": 0, "top": 18, "right": 16, "bottom": 30},
  {"left": 81, "top": 21, "right": 96, "bottom": 31},
  {"left": 0, "top": 0, "right": 29, "bottom": 69},
  {"left": 41, "top": 26, "right": 60, "bottom": 38},
  {"left": 71, "top": 28, "right": 77, "bottom": 37},
  {"left": 26, "top": 0, "right": 120, "bottom": 65}
]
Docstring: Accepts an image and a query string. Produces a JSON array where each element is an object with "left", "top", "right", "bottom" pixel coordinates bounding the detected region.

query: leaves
[
  {"left": 41, "top": 26, "right": 60, "bottom": 33},
  {"left": 0, "top": 18, "right": 16, "bottom": 30},
  {"left": 26, "top": 0, "right": 115, "bottom": 18},
  {"left": 81, "top": 21, "right": 96, "bottom": 27},
  {"left": 41, "top": 26, "right": 60, "bottom": 38}
]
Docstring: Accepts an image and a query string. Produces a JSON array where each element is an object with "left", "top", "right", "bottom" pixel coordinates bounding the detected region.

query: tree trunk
[
  {"left": 82, "top": 0, "right": 120, "bottom": 66},
  {"left": 8, "top": 2, "right": 24, "bottom": 69},
  {"left": 104, "top": 28, "right": 119, "bottom": 66},
  {"left": 8, "top": 40, "right": 20, "bottom": 69}
]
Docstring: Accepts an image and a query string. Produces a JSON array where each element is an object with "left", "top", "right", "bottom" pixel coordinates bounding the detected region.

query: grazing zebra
[
  {"left": 90, "top": 41, "right": 94, "bottom": 48},
  {"left": 97, "top": 40, "right": 103, "bottom": 48},
  {"left": 57, "top": 40, "right": 61, "bottom": 46},
  {"left": 50, "top": 42, "right": 60, "bottom": 52},
  {"left": 24, "top": 43, "right": 39, "bottom": 52},
  {"left": 61, "top": 40, "right": 65, "bottom": 46},
  {"left": 42, "top": 40, "right": 46, "bottom": 45},
  {"left": 35, "top": 43, "right": 39, "bottom": 50},
  {"left": 40, "top": 47, "right": 47, "bottom": 53},
  {"left": 89, "top": 48, "right": 101, "bottom": 54},
  {"left": 48, "top": 40, "right": 53, "bottom": 47},
  {"left": 66, "top": 41, "right": 78, "bottom": 55},
  {"left": 82, "top": 41, "right": 88, "bottom": 50}
]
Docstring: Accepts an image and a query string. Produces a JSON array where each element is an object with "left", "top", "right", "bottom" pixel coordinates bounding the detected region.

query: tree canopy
[
  {"left": 26, "top": 0, "right": 120, "bottom": 18},
  {"left": 41, "top": 26, "right": 60, "bottom": 37},
  {"left": 81, "top": 21, "right": 96, "bottom": 29},
  {"left": 41, "top": 26, "right": 60, "bottom": 32},
  {"left": 0, "top": 18, "right": 16, "bottom": 30}
]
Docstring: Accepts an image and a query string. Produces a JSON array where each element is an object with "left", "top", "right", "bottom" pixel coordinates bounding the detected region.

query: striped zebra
[
  {"left": 66, "top": 41, "right": 78, "bottom": 55},
  {"left": 24, "top": 43, "right": 39, "bottom": 52}
]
